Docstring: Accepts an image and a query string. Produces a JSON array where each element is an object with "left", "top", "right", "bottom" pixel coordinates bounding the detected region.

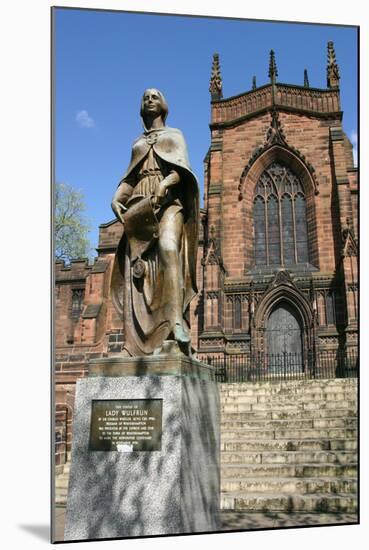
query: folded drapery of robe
[{"left": 123, "top": 195, "right": 159, "bottom": 265}]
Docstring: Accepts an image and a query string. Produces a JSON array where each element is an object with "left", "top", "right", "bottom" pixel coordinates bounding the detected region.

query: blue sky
[{"left": 54, "top": 7, "right": 358, "bottom": 255}]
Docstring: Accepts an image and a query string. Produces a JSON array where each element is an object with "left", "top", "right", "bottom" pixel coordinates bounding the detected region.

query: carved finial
[
  {"left": 327, "top": 41, "right": 340, "bottom": 88},
  {"left": 304, "top": 69, "right": 310, "bottom": 88},
  {"left": 342, "top": 217, "right": 353, "bottom": 241},
  {"left": 252, "top": 75, "right": 257, "bottom": 90},
  {"left": 209, "top": 53, "right": 223, "bottom": 100},
  {"left": 268, "top": 50, "right": 278, "bottom": 83},
  {"left": 341, "top": 219, "right": 358, "bottom": 257},
  {"left": 266, "top": 108, "right": 286, "bottom": 145}
]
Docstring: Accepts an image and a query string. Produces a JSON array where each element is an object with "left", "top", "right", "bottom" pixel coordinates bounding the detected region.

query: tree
[{"left": 54, "top": 182, "right": 92, "bottom": 262}]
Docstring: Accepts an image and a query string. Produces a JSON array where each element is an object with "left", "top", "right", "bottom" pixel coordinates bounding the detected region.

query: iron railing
[{"left": 197, "top": 349, "right": 358, "bottom": 383}]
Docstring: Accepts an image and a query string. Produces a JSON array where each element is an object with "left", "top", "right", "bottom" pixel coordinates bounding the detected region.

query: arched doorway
[{"left": 266, "top": 301, "right": 303, "bottom": 373}]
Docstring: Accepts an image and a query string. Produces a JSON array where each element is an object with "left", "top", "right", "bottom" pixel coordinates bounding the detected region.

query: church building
[{"left": 194, "top": 45, "right": 358, "bottom": 370}]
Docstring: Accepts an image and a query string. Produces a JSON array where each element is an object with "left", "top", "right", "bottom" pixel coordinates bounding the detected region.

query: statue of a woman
[{"left": 111, "top": 89, "right": 199, "bottom": 357}]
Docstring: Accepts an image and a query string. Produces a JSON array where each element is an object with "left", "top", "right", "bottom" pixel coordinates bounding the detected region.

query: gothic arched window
[{"left": 253, "top": 161, "right": 309, "bottom": 266}]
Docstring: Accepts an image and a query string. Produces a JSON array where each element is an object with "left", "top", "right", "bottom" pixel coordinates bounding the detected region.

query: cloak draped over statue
[{"left": 112, "top": 124, "right": 199, "bottom": 356}]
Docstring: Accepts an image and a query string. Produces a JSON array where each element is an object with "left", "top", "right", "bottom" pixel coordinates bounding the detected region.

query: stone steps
[
  {"left": 219, "top": 378, "right": 357, "bottom": 392},
  {"left": 55, "top": 476, "right": 69, "bottom": 489},
  {"left": 222, "top": 408, "right": 357, "bottom": 420},
  {"left": 221, "top": 477, "right": 357, "bottom": 494},
  {"left": 221, "top": 438, "right": 357, "bottom": 452},
  {"left": 55, "top": 487, "right": 68, "bottom": 506},
  {"left": 222, "top": 463, "right": 357, "bottom": 478},
  {"left": 221, "top": 417, "right": 357, "bottom": 429},
  {"left": 221, "top": 428, "right": 357, "bottom": 441},
  {"left": 220, "top": 379, "right": 357, "bottom": 392},
  {"left": 222, "top": 400, "right": 357, "bottom": 413},
  {"left": 221, "top": 450, "right": 357, "bottom": 465},
  {"left": 220, "top": 379, "right": 358, "bottom": 514},
  {"left": 54, "top": 462, "right": 71, "bottom": 506},
  {"left": 221, "top": 493, "right": 357, "bottom": 513},
  {"left": 221, "top": 388, "right": 356, "bottom": 398},
  {"left": 222, "top": 392, "right": 356, "bottom": 405},
  {"left": 59, "top": 463, "right": 70, "bottom": 475}
]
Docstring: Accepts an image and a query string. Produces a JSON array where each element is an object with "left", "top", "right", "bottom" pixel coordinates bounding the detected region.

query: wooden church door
[{"left": 266, "top": 302, "right": 303, "bottom": 372}]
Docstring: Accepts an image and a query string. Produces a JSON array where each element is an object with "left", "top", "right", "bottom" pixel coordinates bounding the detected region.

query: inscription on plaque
[{"left": 89, "top": 399, "right": 162, "bottom": 452}]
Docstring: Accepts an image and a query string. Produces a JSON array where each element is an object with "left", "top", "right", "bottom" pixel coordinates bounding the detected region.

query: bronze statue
[{"left": 111, "top": 89, "right": 199, "bottom": 356}]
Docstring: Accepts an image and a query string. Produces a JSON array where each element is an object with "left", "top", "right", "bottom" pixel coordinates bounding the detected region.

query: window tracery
[{"left": 253, "top": 161, "right": 309, "bottom": 266}]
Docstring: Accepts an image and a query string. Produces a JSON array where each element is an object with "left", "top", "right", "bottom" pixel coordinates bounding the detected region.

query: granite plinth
[
  {"left": 88, "top": 353, "right": 215, "bottom": 380},
  {"left": 64, "top": 358, "right": 220, "bottom": 541}
]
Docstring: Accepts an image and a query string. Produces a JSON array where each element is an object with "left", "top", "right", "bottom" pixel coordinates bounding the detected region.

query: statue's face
[{"left": 142, "top": 89, "right": 163, "bottom": 117}]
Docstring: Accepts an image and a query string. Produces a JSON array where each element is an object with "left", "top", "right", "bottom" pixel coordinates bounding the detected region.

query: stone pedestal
[{"left": 64, "top": 356, "right": 220, "bottom": 541}]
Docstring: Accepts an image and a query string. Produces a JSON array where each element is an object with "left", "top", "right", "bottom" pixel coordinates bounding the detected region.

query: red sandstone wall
[{"left": 208, "top": 111, "right": 346, "bottom": 279}]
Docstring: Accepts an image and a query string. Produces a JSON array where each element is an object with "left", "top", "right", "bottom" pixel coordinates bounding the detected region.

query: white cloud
[
  {"left": 76, "top": 110, "right": 95, "bottom": 128},
  {"left": 350, "top": 130, "right": 358, "bottom": 167}
]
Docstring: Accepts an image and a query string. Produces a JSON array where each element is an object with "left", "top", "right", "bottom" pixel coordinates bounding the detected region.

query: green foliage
[{"left": 54, "top": 182, "right": 92, "bottom": 262}]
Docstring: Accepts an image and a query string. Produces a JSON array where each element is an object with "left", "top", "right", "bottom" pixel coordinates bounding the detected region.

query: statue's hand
[
  {"left": 153, "top": 180, "right": 168, "bottom": 207},
  {"left": 156, "top": 180, "right": 168, "bottom": 198},
  {"left": 111, "top": 200, "right": 126, "bottom": 225}
]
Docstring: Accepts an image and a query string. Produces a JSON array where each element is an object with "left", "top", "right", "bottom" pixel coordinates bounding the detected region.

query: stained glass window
[
  {"left": 268, "top": 195, "right": 281, "bottom": 265},
  {"left": 254, "top": 196, "right": 266, "bottom": 265},
  {"left": 295, "top": 194, "right": 309, "bottom": 263},
  {"left": 281, "top": 195, "right": 294, "bottom": 264},
  {"left": 253, "top": 162, "right": 309, "bottom": 266}
]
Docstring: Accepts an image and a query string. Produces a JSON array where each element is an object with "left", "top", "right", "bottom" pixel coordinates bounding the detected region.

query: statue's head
[{"left": 140, "top": 88, "right": 168, "bottom": 127}]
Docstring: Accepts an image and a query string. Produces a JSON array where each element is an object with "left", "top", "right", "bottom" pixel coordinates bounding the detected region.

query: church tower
[{"left": 197, "top": 44, "right": 358, "bottom": 372}]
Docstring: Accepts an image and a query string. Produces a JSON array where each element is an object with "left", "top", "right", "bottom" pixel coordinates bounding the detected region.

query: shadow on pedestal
[{"left": 63, "top": 350, "right": 220, "bottom": 542}]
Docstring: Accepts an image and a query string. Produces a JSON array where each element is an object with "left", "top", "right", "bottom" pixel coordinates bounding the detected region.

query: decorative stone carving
[
  {"left": 267, "top": 269, "right": 295, "bottom": 290},
  {"left": 209, "top": 53, "right": 223, "bottom": 100},
  {"left": 318, "top": 336, "right": 338, "bottom": 347},
  {"left": 304, "top": 69, "right": 310, "bottom": 88},
  {"left": 204, "top": 225, "right": 224, "bottom": 267},
  {"left": 206, "top": 291, "right": 219, "bottom": 300},
  {"left": 341, "top": 219, "right": 358, "bottom": 257},
  {"left": 265, "top": 109, "right": 287, "bottom": 146},
  {"left": 199, "top": 338, "right": 223, "bottom": 348},
  {"left": 327, "top": 41, "right": 340, "bottom": 88},
  {"left": 226, "top": 340, "right": 248, "bottom": 352},
  {"left": 268, "top": 50, "right": 278, "bottom": 84},
  {"left": 226, "top": 293, "right": 248, "bottom": 303},
  {"left": 238, "top": 110, "right": 319, "bottom": 200}
]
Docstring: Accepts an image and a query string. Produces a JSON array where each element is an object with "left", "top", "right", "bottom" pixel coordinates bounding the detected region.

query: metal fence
[{"left": 197, "top": 349, "right": 358, "bottom": 383}]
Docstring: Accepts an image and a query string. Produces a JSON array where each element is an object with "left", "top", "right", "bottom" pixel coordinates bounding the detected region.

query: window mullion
[
  {"left": 292, "top": 194, "right": 298, "bottom": 263},
  {"left": 265, "top": 198, "right": 269, "bottom": 265},
  {"left": 278, "top": 195, "right": 284, "bottom": 266}
]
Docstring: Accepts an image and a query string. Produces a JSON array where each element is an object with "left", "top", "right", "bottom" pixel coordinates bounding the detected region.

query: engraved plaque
[{"left": 89, "top": 399, "right": 163, "bottom": 452}]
